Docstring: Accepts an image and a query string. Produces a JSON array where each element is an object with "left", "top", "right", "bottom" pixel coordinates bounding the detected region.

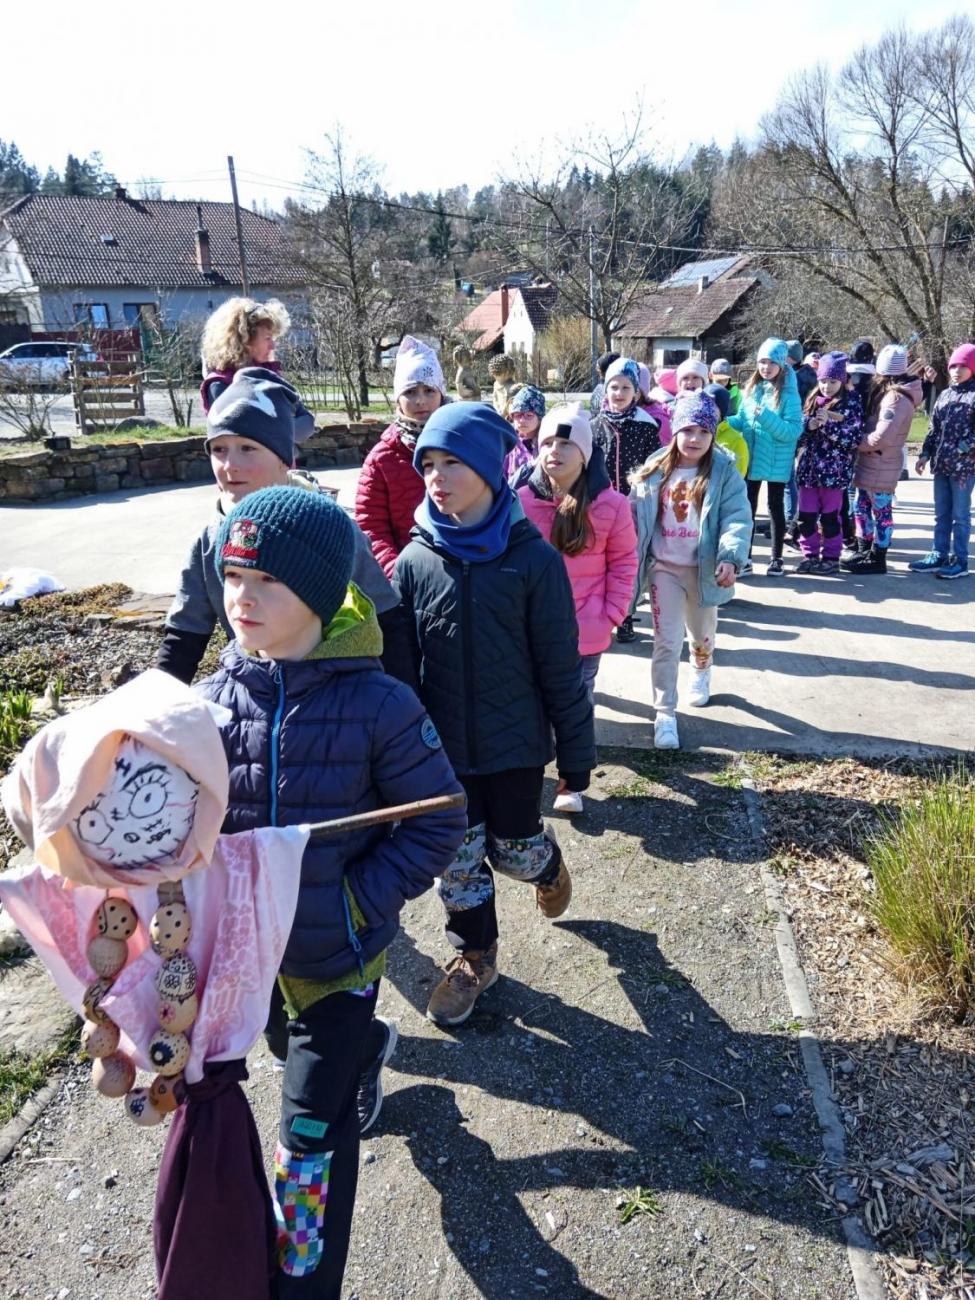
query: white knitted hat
[
  {"left": 676, "top": 357, "right": 710, "bottom": 382},
  {"left": 876, "top": 344, "right": 909, "bottom": 377},
  {"left": 393, "top": 336, "right": 446, "bottom": 399}
]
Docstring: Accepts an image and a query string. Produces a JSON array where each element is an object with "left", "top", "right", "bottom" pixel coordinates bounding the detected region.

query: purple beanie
[
  {"left": 817, "top": 350, "right": 848, "bottom": 382},
  {"left": 672, "top": 391, "right": 719, "bottom": 438}
]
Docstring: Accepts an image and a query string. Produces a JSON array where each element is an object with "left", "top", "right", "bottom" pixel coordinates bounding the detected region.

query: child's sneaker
[
  {"left": 794, "top": 556, "right": 820, "bottom": 574},
  {"left": 688, "top": 667, "right": 711, "bottom": 707},
  {"left": 357, "top": 1017, "right": 398, "bottom": 1134},
  {"left": 936, "top": 556, "right": 969, "bottom": 580},
  {"left": 910, "top": 550, "right": 949, "bottom": 572},
  {"left": 738, "top": 560, "right": 754, "bottom": 576},
  {"left": 654, "top": 714, "right": 680, "bottom": 748},
  {"left": 426, "top": 946, "right": 498, "bottom": 1026},
  {"left": 766, "top": 557, "right": 785, "bottom": 576},
  {"left": 553, "top": 789, "right": 584, "bottom": 814},
  {"left": 535, "top": 824, "right": 572, "bottom": 918},
  {"left": 818, "top": 558, "right": 840, "bottom": 575}
]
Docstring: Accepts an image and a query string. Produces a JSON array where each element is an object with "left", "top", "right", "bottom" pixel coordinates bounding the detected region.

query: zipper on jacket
[
  {"left": 269, "top": 665, "right": 285, "bottom": 827},
  {"left": 461, "top": 561, "right": 478, "bottom": 768},
  {"left": 341, "top": 890, "right": 365, "bottom": 979}
]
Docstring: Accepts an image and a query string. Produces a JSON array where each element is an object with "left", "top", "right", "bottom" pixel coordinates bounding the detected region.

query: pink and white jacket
[{"left": 518, "top": 453, "right": 638, "bottom": 655}]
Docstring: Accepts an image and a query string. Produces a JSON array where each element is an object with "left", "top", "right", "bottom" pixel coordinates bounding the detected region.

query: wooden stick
[{"left": 307, "top": 792, "right": 465, "bottom": 839}]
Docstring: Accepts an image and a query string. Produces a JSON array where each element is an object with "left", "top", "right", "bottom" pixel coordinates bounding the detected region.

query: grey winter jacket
[{"left": 393, "top": 517, "right": 596, "bottom": 781}]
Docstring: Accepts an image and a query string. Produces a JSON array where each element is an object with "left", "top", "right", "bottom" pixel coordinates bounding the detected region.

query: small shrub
[{"left": 867, "top": 767, "right": 975, "bottom": 1019}]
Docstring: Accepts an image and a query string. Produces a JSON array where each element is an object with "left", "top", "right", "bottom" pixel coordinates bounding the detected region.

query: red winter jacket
[{"left": 355, "top": 426, "right": 426, "bottom": 577}]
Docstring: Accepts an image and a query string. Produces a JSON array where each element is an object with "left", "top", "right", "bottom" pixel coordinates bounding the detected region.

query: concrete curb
[
  {"left": 0, "top": 1077, "right": 62, "bottom": 1166},
  {"left": 740, "top": 773, "right": 887, "bottom": 1300}
]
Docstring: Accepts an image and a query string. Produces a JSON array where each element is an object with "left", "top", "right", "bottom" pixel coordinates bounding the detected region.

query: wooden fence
[{"left": 71, "top": 352, "right": 145, "bottom": 435}]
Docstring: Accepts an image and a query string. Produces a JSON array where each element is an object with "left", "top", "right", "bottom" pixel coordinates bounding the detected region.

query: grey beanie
[{"left": 206, "top": 366, "right": 301, "bottom": 465}]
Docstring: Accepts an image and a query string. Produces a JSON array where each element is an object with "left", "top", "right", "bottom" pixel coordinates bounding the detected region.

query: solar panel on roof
[{"left": 662, "top": 256, "right": 740, "bottom": 287}]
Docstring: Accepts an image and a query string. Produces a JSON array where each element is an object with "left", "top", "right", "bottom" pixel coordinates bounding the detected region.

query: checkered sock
[{"left": 274, "top": 1143, "right": 332, "bottom": 1278}]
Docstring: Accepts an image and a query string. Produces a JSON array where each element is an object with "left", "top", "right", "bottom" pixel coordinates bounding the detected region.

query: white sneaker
[
  {"left": 688, "top": 667, "right": 711, "bottom": 707},
  {"left": 654, "top": 714, "right": 680, "bottom": 749},
  {"left": 553, "top": 790, "right": 584, "bottom": 814}
]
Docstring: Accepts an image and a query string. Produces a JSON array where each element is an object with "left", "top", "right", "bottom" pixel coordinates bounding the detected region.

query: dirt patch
[
  {"left": 0, "top": 752, "right": 855, "bottom": 1299},
  {"left": 752, "top": 755, "right": 975, "bottom": 1298}
]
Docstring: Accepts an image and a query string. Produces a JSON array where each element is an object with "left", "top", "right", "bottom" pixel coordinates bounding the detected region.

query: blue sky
[{"left": 3, "top": 0, "right": 965, "bottom": 209}]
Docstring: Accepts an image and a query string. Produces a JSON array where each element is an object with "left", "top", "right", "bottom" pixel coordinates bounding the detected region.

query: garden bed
[{"left": 749, "top": 754, "right": 975, "bottom": 1298}]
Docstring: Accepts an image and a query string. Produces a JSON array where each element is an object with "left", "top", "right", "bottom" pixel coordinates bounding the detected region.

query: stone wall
[{"left": 0, "top": 423, "right": 385, "bottom": 503}]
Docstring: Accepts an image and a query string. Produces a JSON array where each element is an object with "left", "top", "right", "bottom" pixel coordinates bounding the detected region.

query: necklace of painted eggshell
[{"left": 75, "top": 736, "right": 201, "bottom": 1126}]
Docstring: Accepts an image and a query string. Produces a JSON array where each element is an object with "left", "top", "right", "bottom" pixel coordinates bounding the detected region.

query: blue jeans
[
  {"left": 785, "top": 468, "right": 798, "bottom": 522},
  {"left": 580, "top": 653, "right": 601, "bottom": 705},
  {"left": 933, "top": 474, "right": 972, "bottom": 564}
]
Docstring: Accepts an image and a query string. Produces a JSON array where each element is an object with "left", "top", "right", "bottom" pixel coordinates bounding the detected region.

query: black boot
[
  {"left": 851, "top": 546, "right": 888, "bottom": 574},
  {"left": 615, "top": 615, "right": 636, "bottom": 644},
  {"left": 840, "top": 539, "right": 870, "bottom": 570}
]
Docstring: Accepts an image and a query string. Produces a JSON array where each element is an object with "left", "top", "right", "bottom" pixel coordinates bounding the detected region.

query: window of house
[
  {"left": 663, "top": 349, "right": 690, "bottom": 367},
  {"left": 122, "top": 302, "right": 159, "bottom": 326},
  {"left": 74, "top": 303, "right": 111, "bottom": 328}
]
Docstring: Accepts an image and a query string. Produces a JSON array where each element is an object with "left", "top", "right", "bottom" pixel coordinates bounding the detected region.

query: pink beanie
[
  {"left": 655, "top": 368, "right": 678, "bottom": 397},
  {"left": 538, "top": 402, "right": 593, "bottom": 466},
  {"left": 949, "top": 343, "right": 975, "bottom": 372}
]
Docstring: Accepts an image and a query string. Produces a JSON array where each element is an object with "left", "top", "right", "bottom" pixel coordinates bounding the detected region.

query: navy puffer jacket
[
  {"left": 393, "top": 517, "right": 596, "bottom": 780},
  {"left": 198, "top": 639, "right": 466, "bottom": 983}
]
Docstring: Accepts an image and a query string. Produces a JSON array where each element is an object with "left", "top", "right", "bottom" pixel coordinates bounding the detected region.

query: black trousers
[
  {"left": 266, "top": 980, "right": 385, "bottom": 1300},
  {"left": 746, "top": 479, "right": 787, "bottom": 559},
  {"left": 439, "top": 767, "right": 559, "bottom": 953}
]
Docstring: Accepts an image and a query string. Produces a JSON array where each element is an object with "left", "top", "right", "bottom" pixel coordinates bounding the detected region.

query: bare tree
[
  {"left": 285, "top": 132, "right": 399, "bottom": 411},
  {"left": 710, "top": 18, "right": 975, "bottom": 366},
  {"left": 0, "top": 369, "right": 64, "bottom": 440},
  {"left": 493, "top": 112, "right": 704, "bottom": 350}
]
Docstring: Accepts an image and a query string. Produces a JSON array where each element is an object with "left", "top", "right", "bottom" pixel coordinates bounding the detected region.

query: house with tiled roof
[
  {"left": 458, "top": 279, "right": 559, "bottom": 381},
  {"left": 0, "top": 189, "right": 305, "bottom": 335},
  {"left": 617, "top": 255, "right": 769, "bottom": 369}
]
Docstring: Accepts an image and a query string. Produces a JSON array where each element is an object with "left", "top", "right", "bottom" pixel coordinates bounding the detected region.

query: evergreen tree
[
  {"left": 0, "top": 140, "right": 40, "bottom": 203},
  {"left": 427, "top": 194, "right": 455, "bottom": 263}
]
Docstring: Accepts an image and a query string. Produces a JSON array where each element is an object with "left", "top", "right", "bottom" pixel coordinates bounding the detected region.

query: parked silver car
[{"left": 0, "top": 340, "right": 99, "bottom": 387}]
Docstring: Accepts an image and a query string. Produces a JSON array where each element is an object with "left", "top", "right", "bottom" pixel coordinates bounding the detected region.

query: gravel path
[{"left": 0, "top": 752, "right": 856, "bottom": 1299}]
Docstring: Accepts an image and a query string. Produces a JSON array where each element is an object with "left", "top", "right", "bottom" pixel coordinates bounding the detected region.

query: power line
[{"left": 128, "top": 165, "right": 975, "bottom": 261}]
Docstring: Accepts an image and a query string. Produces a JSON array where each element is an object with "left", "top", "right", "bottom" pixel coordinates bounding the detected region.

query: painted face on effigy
[{"left": 74, "top": 737, "right": 199, "bottom": 869}]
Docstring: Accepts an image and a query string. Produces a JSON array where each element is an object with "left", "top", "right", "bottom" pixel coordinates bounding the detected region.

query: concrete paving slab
[
  {"left": 2, "top": 471, "right": 971, "bottom": 758},
  {"left": 1, "top": 467, "right": 361, "bottom": 592},
  {"left": 595, "top": 479, "right": 974, "bottom": 758}
]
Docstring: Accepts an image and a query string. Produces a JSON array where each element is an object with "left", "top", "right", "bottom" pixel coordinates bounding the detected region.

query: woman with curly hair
[{"left": 199, "top": 298, "right": 312, "bottom": 443}]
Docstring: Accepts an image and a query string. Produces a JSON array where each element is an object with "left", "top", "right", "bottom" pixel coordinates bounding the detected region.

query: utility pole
[
  {"left": 227, "top": 155, "right": 250, "bottom": 296},
  {"left": 588, "top": 226, "right": 598, "bottom": 388}
]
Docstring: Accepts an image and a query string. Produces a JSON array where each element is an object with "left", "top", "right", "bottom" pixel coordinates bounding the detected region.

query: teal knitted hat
[
  {"left": 216, "top": 485, "right": 355, "bottom": 624},
  {"left": 758, "top": 338, "right": 789, "bottom": 368}
]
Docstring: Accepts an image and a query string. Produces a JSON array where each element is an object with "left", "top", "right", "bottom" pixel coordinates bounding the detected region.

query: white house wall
[
  {"left": 502, "top": 296, "right": 538, "bottom": 378},
  {"left": 38, "top": 285, "right": 305, "bottom": 332},
  {"left": 0, "top": 233, "right": 44, "bottom": 328}
]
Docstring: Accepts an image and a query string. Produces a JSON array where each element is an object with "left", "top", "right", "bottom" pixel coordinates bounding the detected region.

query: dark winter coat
[
  {"left": 155, "top": 474, "right": 418, "bottom": 691},
  {"left": 796, "top": 390, "right": 864, "bottom": 489},
  {"left": 197, "top": 607, "right": 466, "bottom": 983},
  {"left": 393, "top": 515, "right": 596, "bottom": 783},
  {"left": 591, "top": 408, "right": 661, "bottom": 492},
  {"left": 920, "top": 378, "right": 975, "bottom": 485},
  {"left": 793, "top": 363, "right": 818, "bottom": 405}
]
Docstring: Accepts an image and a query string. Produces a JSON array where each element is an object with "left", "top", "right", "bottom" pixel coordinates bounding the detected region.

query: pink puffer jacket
[
  {"left": 854, "top": 379, "right": 922, "bottom": 493},
  {"left": 518, "top": 482, "right": 638, "bottom": 655}
]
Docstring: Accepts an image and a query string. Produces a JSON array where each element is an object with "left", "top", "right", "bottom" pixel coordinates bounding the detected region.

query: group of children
[{"left": 129, "top": 301, "right": 974, "bottom": 1297}]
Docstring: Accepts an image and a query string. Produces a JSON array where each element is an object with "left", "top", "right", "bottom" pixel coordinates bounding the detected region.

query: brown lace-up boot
[{"left": 426, "top": 944, "right": 499, "bottom": 1026}]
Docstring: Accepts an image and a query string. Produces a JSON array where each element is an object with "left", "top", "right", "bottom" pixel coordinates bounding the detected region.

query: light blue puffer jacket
[
  {"left": 728, "top": 369, "right": 803, "bottom": 482},
  {"left": 632, "top": 449, "right": 752, "bottom": 608}
]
